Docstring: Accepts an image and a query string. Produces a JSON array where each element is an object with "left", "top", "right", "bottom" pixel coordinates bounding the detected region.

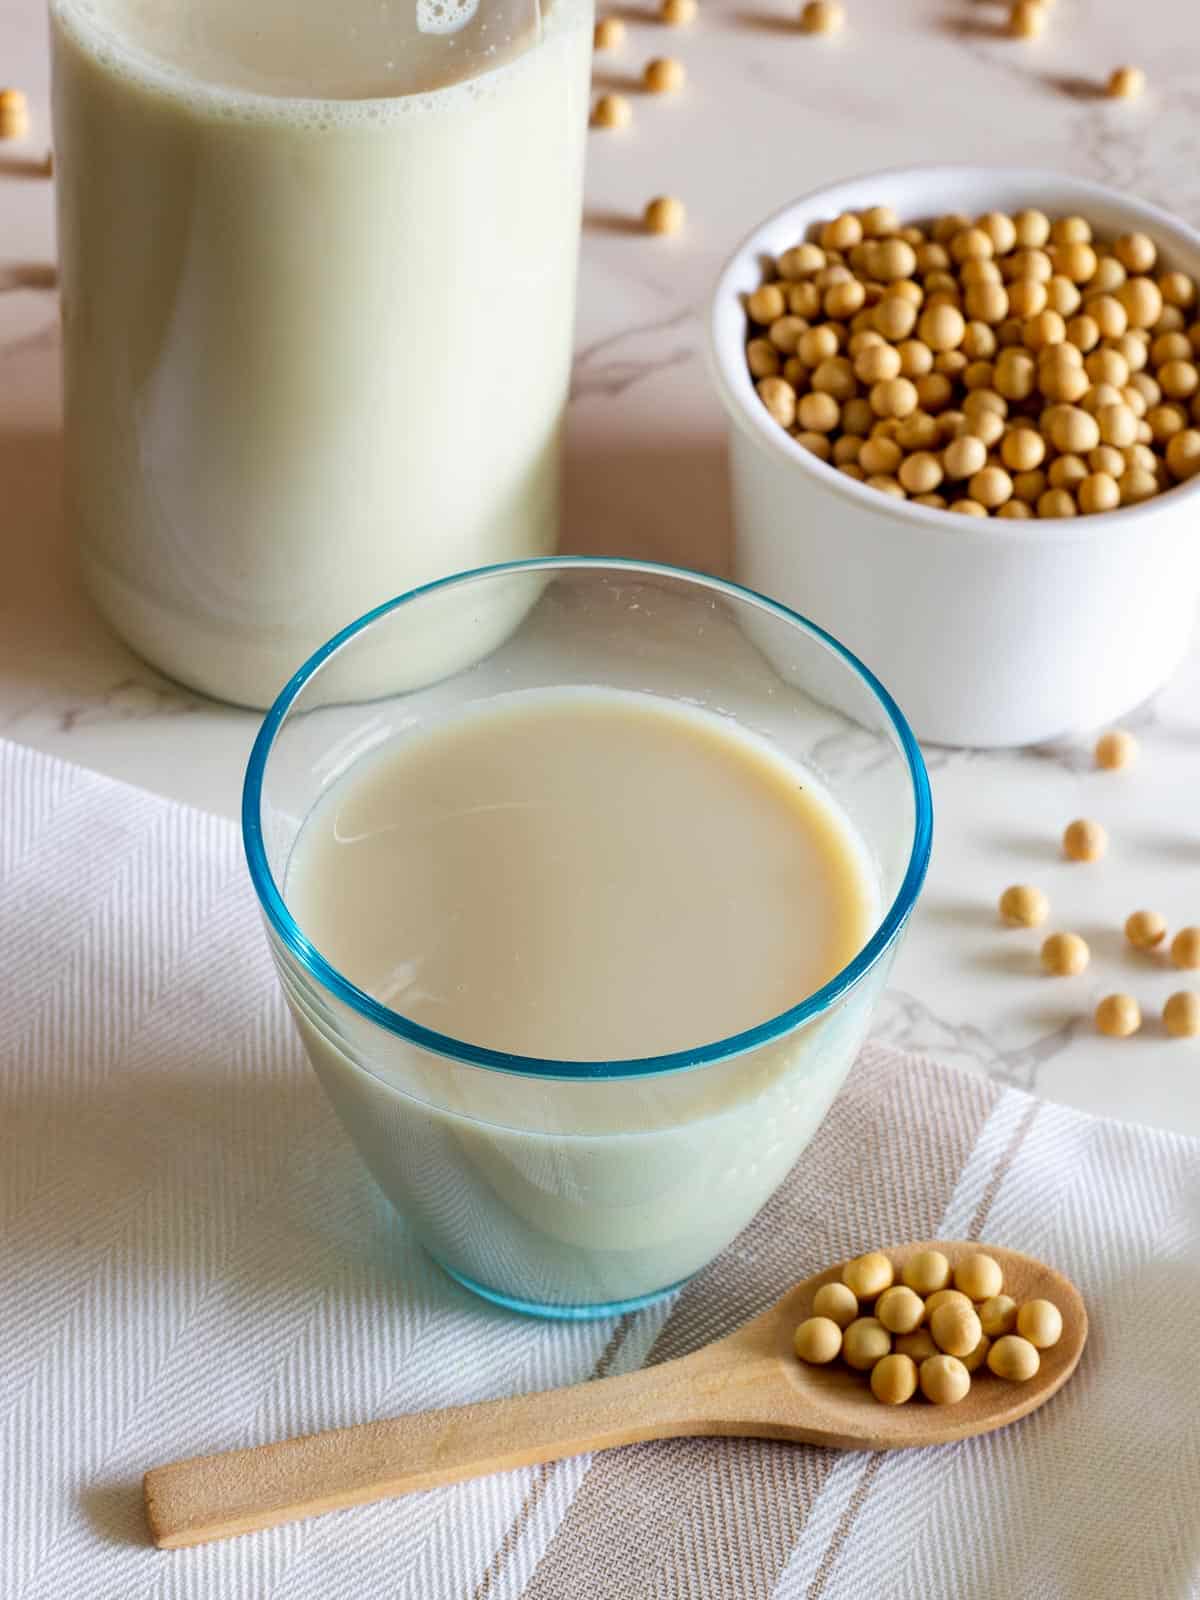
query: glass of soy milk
[
  {"left": 49, "top": 0, "right": 592, "bottom": 708},
  {"left": 243, "top": 559, "right": 932, "bottom": 1318}
]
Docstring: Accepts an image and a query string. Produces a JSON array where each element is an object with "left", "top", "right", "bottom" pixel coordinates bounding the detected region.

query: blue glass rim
[{"left": 242, "top": 556, "right": 933, "bottom": 1082}]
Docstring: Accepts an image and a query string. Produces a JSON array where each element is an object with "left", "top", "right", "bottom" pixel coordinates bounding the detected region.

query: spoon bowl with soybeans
[{"left": 143, "top": 1239, "right": 1086, "bottom": 1550}]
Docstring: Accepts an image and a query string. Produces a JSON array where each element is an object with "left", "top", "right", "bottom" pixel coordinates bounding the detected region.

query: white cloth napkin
[{"left": 2, "top": 737, "right": 1198, "bottom": 1600}]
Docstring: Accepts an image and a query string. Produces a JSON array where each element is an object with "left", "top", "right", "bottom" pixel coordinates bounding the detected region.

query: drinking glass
[{"left": 243, "top": 558, "right": 932, "bottom": 1318}]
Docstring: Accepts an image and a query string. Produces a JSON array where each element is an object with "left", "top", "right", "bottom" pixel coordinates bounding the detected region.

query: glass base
[{"left": 431, "top": 1255, "right": 691, "bottom": 1321}]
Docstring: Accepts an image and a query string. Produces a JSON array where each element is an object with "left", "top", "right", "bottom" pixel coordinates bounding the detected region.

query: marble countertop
[{"left": 3, "top": 0, "right": 1199, "bottom": 1135}]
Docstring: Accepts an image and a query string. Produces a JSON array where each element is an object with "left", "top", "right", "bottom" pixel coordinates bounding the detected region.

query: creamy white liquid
[
  {"left": 280, "top": 690, "right": 884, "bottom": 1310},
  {"left": 50, "top": 0, "right": 591, "bottom": 707},
  {"left": 288, "top": 689, "right": 875, "bottom": 1058}
]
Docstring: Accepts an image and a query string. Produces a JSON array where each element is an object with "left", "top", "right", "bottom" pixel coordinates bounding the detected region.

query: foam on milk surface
[
  {"left": 416, "top": 0, "right": 483, "bottom": 37},
  {"left": 54, "top": 0, "right": 552, "bottom": 105}
]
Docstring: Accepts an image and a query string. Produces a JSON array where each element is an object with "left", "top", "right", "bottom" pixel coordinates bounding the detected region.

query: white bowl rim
[{"left": 709, "top": 162, "right": 1200, "bottom": 547}]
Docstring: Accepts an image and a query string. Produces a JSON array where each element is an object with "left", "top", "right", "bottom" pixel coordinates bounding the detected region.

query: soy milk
[
  {"left": 282, "top": 689, "right": 882, "bottom": 1309},
  {"left": 50, "top": 0, "right": 591, "bottom": 706},
  {"left": 288, "top": 689, "right": 875, "bottom": 1059}
]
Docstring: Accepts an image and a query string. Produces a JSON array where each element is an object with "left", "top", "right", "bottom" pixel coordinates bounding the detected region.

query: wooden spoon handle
[{"left": 144, "top": 1346, "right": 757, "bottom": 1548}]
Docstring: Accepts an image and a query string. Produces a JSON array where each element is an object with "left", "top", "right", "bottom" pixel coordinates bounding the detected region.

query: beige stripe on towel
[{"left": 513, "top": 1047, "right": 999, "bottom": 1600}]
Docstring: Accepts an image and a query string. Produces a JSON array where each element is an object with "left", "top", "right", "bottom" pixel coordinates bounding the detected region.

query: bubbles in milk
[
  {"left": 53, "top": 0, "right": 572, "bottom": 129},
  {"left": 416, "top": 0, "right": 480, "bottom": 34}
]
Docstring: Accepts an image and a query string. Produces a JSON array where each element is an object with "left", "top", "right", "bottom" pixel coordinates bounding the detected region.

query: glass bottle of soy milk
[{"left": 50, "top": 0, "right": 592, "bottom": 706}]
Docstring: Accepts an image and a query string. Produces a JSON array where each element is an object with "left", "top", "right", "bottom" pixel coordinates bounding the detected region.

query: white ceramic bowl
[{"left": 710, "top": 166, "right": 1200, "bottom": 747}]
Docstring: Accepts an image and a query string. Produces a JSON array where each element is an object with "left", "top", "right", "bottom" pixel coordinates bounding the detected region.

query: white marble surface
[{"left": 2, "top": 0, "right": 1199, "bottom": 1134}]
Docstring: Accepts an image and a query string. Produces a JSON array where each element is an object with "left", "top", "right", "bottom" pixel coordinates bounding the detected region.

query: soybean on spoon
[{"left": 144, "top": 1240, "right": 1087, "bottom": 1549}]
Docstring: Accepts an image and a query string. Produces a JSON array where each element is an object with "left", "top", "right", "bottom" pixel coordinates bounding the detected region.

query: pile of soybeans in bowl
[{"left": 743, "top": 205, "right": 1200, "bottom": 519}]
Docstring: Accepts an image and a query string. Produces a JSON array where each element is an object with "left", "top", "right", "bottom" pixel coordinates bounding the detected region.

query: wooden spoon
[{"left": 144, "top": 1240, "right": 1086, "bottom": 1549}]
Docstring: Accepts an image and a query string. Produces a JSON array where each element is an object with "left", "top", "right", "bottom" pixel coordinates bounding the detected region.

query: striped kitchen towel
[{"left": 2, "top": 736, "right": 1198, "bottom": 1600}]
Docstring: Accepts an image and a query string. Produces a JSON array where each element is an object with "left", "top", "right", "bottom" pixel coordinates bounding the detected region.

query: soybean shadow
[
  {"left": 589, "top": 66, "right": 644, "bottom": 92},
  {"left": 583, "top": 208, "right": 644, "bottom": 238},
  {"left": 0, "top": 262, "right": 57, "bottom": 290},
  {"left": 0, "top": 154, "right": 52, "bottom": 180},
  {"left": 979, "top": 828, "right": 1063, "bottom": 866},
  {"left": 939, "top": 12, "right": 1009, "bottom": 39},
  {"left": 1043, "top": 73, "right": 1106, "bottom": 101},
  {"left": 732, "top": 9, "right": 804, "bottom": 33}
]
